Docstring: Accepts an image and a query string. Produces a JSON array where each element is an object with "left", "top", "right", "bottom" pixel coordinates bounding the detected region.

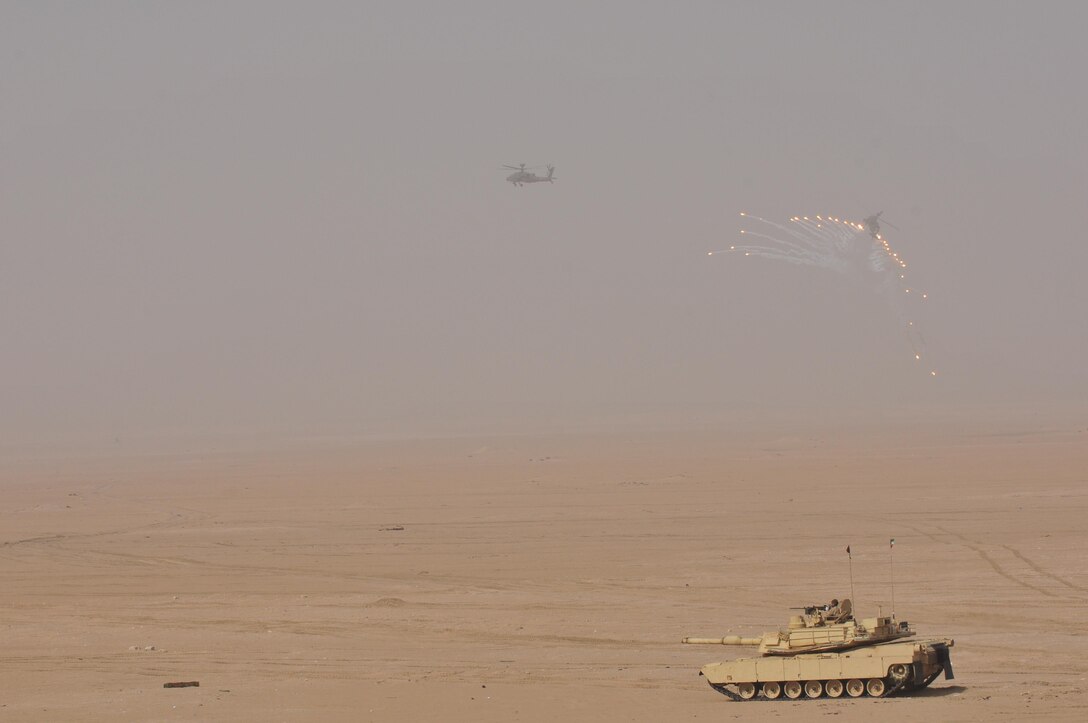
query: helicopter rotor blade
[{"left": 881, "top": 219, "right": 900, "bottom": 231}]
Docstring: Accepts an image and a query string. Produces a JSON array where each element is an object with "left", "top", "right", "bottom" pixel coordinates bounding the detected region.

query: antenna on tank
[
  {"left": 845, "top": 545, "right": 856, "bottom": 609},
  {"left": 888, "top": 538, "right": 897, "bottom": 617}
]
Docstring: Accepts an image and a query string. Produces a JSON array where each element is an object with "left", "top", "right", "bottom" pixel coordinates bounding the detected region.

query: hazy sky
[{"left": 3, "top": 1, "right": 1086, "bottom": 447}]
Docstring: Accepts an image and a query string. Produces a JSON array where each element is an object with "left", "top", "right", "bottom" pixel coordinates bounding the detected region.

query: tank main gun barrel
[{"left": 682, "top": 636, "right": 762, "bottom": 645}]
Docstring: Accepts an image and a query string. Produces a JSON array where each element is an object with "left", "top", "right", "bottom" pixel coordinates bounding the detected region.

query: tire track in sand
[
  {"left": 933, "top": 526, "right": 1086, "bottom": 600},
  {"left": 1000, "top": 544, "right": 1087, "bottom": 593}
]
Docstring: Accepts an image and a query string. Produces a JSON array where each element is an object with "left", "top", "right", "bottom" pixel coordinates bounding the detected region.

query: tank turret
[{"left": 683, "top": 598, "right": 914, "bottom": 656}]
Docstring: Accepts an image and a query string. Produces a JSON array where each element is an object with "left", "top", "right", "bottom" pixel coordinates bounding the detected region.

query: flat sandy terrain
[{"left": 2, "top": 425, "right": 1086, "bottom": 721}]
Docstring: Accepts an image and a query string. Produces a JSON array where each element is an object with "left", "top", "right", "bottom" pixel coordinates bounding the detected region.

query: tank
[{"left": 683, "top": 598, "right": 954, "bottom": 700}]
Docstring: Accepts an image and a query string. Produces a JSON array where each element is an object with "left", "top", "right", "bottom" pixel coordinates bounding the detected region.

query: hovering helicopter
[
  {"left": 863, "top": 211, "right": 899, "bottom": 239},
  {"left": 503, "top": 163, "right": 555, "bottom": 187}
]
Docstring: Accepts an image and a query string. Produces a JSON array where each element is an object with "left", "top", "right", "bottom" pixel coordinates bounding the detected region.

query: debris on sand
[
  {"left": 379, "top": 525, "right": 405, "bottom": 532},
  {"left": 164, "top": 681, "right": 199, "bottom": 688}
]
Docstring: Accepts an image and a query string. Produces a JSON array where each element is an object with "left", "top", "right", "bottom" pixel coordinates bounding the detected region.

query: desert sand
[{"left": 2, "top": 424, "right": 1086, "bottom": 721}]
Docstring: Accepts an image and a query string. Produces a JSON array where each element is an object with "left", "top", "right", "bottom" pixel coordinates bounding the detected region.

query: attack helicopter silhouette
[
  {"left": 863, "top": 212, "right": 899, "bottom": 239},
  {"left": 502, "top": 163, "right": 555, "bottom": 187}
]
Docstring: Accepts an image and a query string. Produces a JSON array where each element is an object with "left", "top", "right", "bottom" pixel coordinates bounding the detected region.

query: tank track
[{"left": 708, "top": 664, "right": 943, "bottom": 701}]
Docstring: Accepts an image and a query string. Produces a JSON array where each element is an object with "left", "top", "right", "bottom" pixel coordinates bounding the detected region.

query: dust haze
[
  {"left": 4, "top": 1, "right": 1086, "bottom": 451},
  {"left": 3, "top": 4, "right": 1088, "bottom": 721}
]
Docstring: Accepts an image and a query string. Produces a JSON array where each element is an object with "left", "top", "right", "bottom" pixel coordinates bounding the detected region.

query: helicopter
[
  {"left": 503, "top": 163, "right": 555, "bottom": 187},
  {"left": 863, "top": 211, "right": 899, "bottom": 239}
]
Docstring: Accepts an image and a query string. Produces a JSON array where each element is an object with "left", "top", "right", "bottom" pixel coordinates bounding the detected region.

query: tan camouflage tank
[{"left": 683, "top": 598, "right": 954, "bottom": 700}]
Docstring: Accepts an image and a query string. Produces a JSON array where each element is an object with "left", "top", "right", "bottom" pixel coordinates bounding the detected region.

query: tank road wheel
[
  {"left": 804, "top": 680, "right": 824, "bottom": 698},
  {"left": 824, "top": 679, "right": 844, "bottom": 698},
  {"left": 783, "top": 681, "right": 803, "bottom": 699},
  {"left": 737, "top": 682, "right": 757, "bottom": 700},
  {"left": 761, "top": 681, "right": 782, "bottom": 700},
  {"left": 866, "top": 678, "right": 887, "bottom": 697},
  {"left": 845, "top": 679, "right": 865, "bottom": 698}
]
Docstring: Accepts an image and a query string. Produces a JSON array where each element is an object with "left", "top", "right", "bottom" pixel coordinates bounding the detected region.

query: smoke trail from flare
[{"left": 708, "top": 213, "right": 936, "bottom": 376}]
